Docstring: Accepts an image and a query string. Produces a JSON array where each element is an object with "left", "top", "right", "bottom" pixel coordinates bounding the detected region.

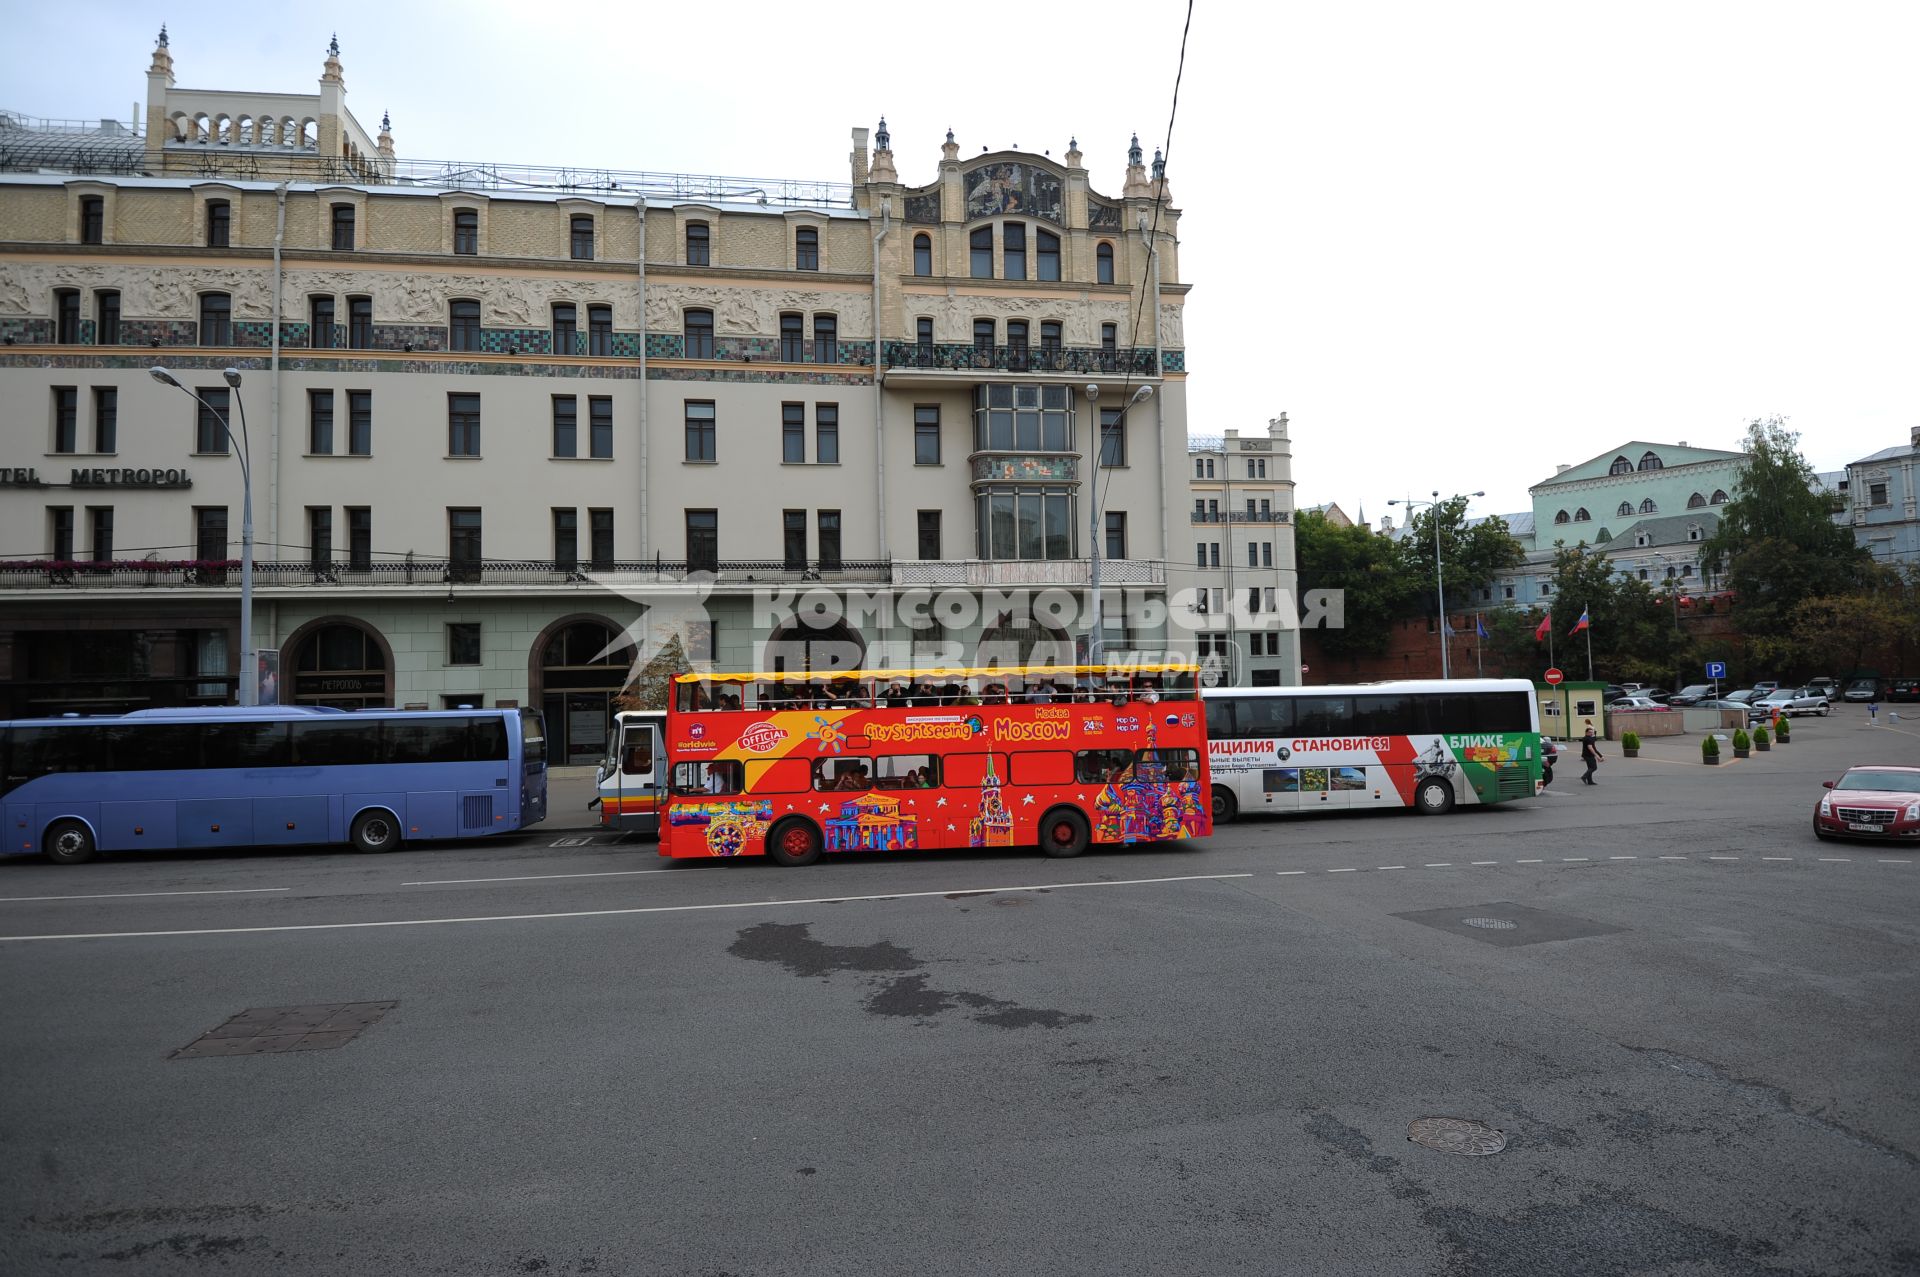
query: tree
[
  {"left": 616, "top": 631, "right": 690, "bottom": 712},
  {"left": 1399, "top": 497, "right": 1527, "bottom": 614},
  {"left": 1761, "top": 564, "right": 1920, "bottom": 679},
  {"left": 1293, "top": 511, "right": 1417, "bottom": 658},
  {"left": 1541, "top": 542, "right": 1694, "bottom": 685},
  {"left": 1700, "top": 417, "right": 1869, "bottom": 635}
]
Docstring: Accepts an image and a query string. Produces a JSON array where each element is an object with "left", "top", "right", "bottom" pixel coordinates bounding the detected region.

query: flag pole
[{"left": 1585, "top": 603, "right": 1594, "bottom": 681}]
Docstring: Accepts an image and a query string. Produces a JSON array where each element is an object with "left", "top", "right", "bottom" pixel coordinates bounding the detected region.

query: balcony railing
[
  {"left": 883, "top": 342, "right": 1157, "bottom": 376},
  {"left": 891, "top": 559, "right": 1165, "bottom": 588},
  {"left": 1191, "top": 510, "right": 1291, "bottom": 524}
]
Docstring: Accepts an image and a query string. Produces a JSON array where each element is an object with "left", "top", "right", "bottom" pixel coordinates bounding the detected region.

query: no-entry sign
[{"left": 1544, "top": 668, "right": 1564, "bottom": 685}]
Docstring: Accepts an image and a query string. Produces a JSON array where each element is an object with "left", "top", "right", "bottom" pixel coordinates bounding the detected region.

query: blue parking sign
[{"left": 1705, "top": 661, "right": 1726, "bottom": 680}]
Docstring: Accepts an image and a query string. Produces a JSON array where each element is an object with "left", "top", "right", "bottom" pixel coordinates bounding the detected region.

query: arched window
[
  {"left": 1688, "top": 525, "right": 1703, "bottom": 542},
  {"left": 1687, "top": 492, "right": 1706, "bottom": 509},
  {"left": 1617, "top": 501, "right": 1634, "bottom": 518},
  {"left": 970, "top": 226, "right": 993, "bottom": 278},
  {"left": 683, "top": 308, "right": 714, "bottom": 360},
  {"left": 1096, "top": 241, "right": 1115, "bottom": 285},
  {"left": 1574, "top": 507, "right": 1590, "bottom": 521},
  {"left": 686, "top": 221, "right": 709, "bottom": 266},
  {"left": 1638, "top": 451, "right": 1663, "bottom": 471},
  {"left": 1554, "top": 510, "right": 1571, "bottom": 525},
  {"left": 1639, "top": 498, "right": 1658, "bottom": 514},
  {"left": 1608, "top": 455, "right": 1632, "bottom": 476},
  {"left": 1710, "top": 489, "right": 1729, "bottom": 504},
  {"left": 912, "top": 233, "right": 932, "bottom": 276},
  {"left": 1036, "top": 229, "right": 1061, "bottom": 281}
]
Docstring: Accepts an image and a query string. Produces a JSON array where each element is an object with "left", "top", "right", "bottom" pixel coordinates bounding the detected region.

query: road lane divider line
[
  {"left": 1762, "top": 857, "right": 1793, "bottom": 862},
  {"left": 1424, "top": 863, "right": 1452, "bottom": 868},
  {"left": 1818, "top": 858, "right": 1850, "bottom": 862},
  {"left": 1610, "top": 856, "right": 1637, "bottom": 860},
  {"left": 1708, "top": 856, "right": 1740, "bottom": 861},
  {"left": 1882, "top": 860, "right": 1912, "bottom": 865},
  {"left": 1326, "top": 868, "right": 1358, "bottom": 874},
  {"left": 1378, "top": 866, "right": 1406, "bottom": 871},
  {"left": 1659, "top": 856, "right": 1688, "bottom": 860},
  {"left": 403, "top": 867, "right": 731, "bottom": 886},
  {"left": 1275, "top": 870, "right": 1307, "bottom": 876},
  {"left": 1562, "top": 857, "right": 1590, "bottom": 862},
  {"left": 1516, "top": 859, "right": 1543, "bottom": 864},
  {"left": 1471, "top": 861, "right": 1499, "bottom": 866},
  {"left": 0, "top": 873, "right": 1258, "bottom": 943},
  {"left": 0, "top": 887, "right": 291, "bottom": 903}
]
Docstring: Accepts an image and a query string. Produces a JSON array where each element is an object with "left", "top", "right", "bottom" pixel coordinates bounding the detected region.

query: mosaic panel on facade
[
  {"left": 964, "top": 162, "right": 1065, "bottom": 224},
  {"left": 902, "top": 189, "right": 942, "bottom": 225},
  {"left": 1087, "top": 198, "right": 1123, "bottom": 230}
]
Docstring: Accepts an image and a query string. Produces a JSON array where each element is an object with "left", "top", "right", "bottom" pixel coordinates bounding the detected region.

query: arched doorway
[
  {"left": 761, "top": 615, "right": 865, "bottom": 674},
  {"left": 283, "top": 618, "right": 393, "bottom": 708},
  {"left": 532, "top": 616, "right": 627, "bottom": 766}
]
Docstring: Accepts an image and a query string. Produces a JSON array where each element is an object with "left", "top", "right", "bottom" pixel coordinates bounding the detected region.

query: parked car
[
  {"left": 1806, "top": 677, "right": 1838, "bottom": 698},
  {"left": 1813, "top": 765, "right": 1920, "bottom": 842},
  {"left": 1602, "top": 684, "right": 1629, "bottom": 705},
  {"left": 1843, "top": 679, "right": 1882, "bottom": 702},
  {"left": 1698, "top": 698, "right": 1770, "bottom": 723},
  {"left": 1749, "top": 681, "right": 1781, "bottom": 701},
  {"left": 1607, "top": 696, "right": 1672, "bottom": 712},
  {"left": 1724, "top": 689, "right": 1759, "bottom": 705},
  {"left": 1756, "top": 688, "right": 1831, "bottom": 717},
  {"left": 1890, "top": 678, "right": 1920, "bottom": 703},
  {"left": 1669, "top": 684, "right": 1713, "bottom": 706}
]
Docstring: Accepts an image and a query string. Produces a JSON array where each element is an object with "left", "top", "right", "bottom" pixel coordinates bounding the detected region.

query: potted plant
[
  {"left": 1732, "top": 728, "right": 1750, "bottom": 759},
  {"left": 1620, "top": 730, "right": 1641, "bottom": 759},
  {"left": 1775, "top": 717, "right": 1792, "bottom": 745},
  {"left": 1702, "top": 735, "right": 1721, "bottom": 765},
  {"left": 1753, "top": 725, "right": 1770, "bottom": 751}
]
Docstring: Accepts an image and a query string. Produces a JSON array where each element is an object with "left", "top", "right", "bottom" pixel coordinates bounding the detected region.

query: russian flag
[
  {"left": 1569, "top": 608, "right": 1590, "bottom": 635},
  {"left": 1534, "top": 612, "right": 1551, "bottom": 641}
]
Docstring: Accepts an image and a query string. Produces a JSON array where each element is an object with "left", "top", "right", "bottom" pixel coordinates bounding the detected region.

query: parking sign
[{"left": 1705, "top": 661, "right": 1727, "bottom": 680}]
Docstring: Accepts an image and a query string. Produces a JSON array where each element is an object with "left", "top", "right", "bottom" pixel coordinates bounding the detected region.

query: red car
[{"left": 1814, "top": 766, "right": 1920, "bottom": 842}]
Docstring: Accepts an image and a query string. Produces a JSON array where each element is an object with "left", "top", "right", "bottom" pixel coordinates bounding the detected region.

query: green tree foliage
[
  {"left": 1540, "top": 543, "right": 1694, "bottom": 685},
  {"left": 1757, "top": 564, "right": 1920, "bottom": 678},
  {"left": 1700, "top": 417, "right": 1869, "bottom": 633},
  {"left": 1293, "top": 511, "right": 1416, "bottom": 657},
  {"left": 1400, "top": 498, "right": 1528, "bottom": 612},
  {"left": 616, "top": 631, "right": 690, "bottom": 712}
]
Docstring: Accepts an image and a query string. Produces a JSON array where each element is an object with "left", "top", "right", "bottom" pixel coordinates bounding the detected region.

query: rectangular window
[
  {"left": 1196, "top": 543, "right": 1207, "bottom": 567},
  {"left": 206, "top": 200, "right": 230, "bottom": 247},
  {"left": 52, "top": 387, "right": 77, "bottom": 453},
  {"left": 974, "top": 318, "right": 995, "bottom": 351},
  {"left": 684, "top": 309, "right": 714, "bottom": 359},
  {"left": 1101, "top": 322, "right": 1117, "bottom": 352},
  {"left": 92, "top": 387, "right": 117, "bottom": 452},
  {"left": 449, "top": 300, "right": 481, "bottom": 352},
  {"left": 198, "top": 293, "right": 231, "bottom": 346},
  {"left": 448, "top": 622, "right": 482, "bottom": 665},
  {"left": 1869, "top": 481, "right": 1889, "bottom": 506},
  {"left": 553, "top": 508, "right": 578, "bottom": 570},
  {"left": 308, "top": 506, "right": 333, "bottom": 570},
  {"left": 1036, "top": 229, "right": 1061, "bottom": 281},
  {"left": 917, "top": 510, "right": 941, "bottom": 560},
  {"left": 914, "top": 404, "right": 940, "bottom": 465},
  {"left": 195, "top": 387, "right": 231, "bottom": 454},
  {"left": 1002, "top": 222, "right": 1027, "bottom": 280},
  {"left": 782, "top": 402, "right": 805, "bottom": 463},
  {"left": 686, "top": 222, "right": 710, "bottom": 266},
  {"left": 970, "top": 226, "right": 993, "bottom": 278},
  {"left": 916, "top": 316, "right": 934, "bottom": 348},
  {"left": 1105, "top": 512, "right": 1127, "bottom": 560},
  {"left": 570, "top": 215, "right": 595, "bottom": 261},
  {"left": 89, "top": 506, "right": 113, "bottom": 562},
  {"left": 1100, "top": 407, "right": 1125, "bottom": 466},
  {"left": 780, "top": 312, "right": 804, "bottom": 362},
  {"left": 453, "top": 208, "right": 479, "bottom": 255},
  {"left": 448, "top": 508, "right": 482, "bottom": 580},
  {"left": 1249, "top": 542, "right": 1259, "bottom": 568},
  {"left": 552, "top": 303, "right": 576, "bottom": 355},
  {"left": 686, "top": 509, "right": 718, "bottom": 572},
  {"left": 1262, "top": 542, "right": 1273, "bottom": 568},
  {"left": 50, "top": 506, "right": 74, "bottom": 560},
  {"left": 448, "top": 392, "right": 481, "bottom": 457},
  {"left": 95, "top": 290, "right": 120, "bottom": 345},
  {"left": 331, "top": 204, "right": 355, "bottom": 250},
  {"left": 589, "top": 396, "right": 613, "bottom": 458},
  {"left": 310, "top": 296, "right": 335, "bottom": 348},
  {"left": 818, "top": 510, "right": 842, "bottom": 570},
  {"left": 1210, "top": 542, "right": 1221, "bottom": 568},
  {"left": 347, "top": 296, "right": 372, "bottom": 349},
  {"left": 685, "top": 400, "right": 716, "bottom": 462},
  {"left": 816, "top": 403, "right": 839, "bottom": 464},
  {"left": 79, "top": 196, "right": 103, "bottom": 244},
  {"left": 813, "top": 314, "right": 838, "bottom": 363},
  {"left": 347, "top": 390, "right": 372, "bottom": 455},
  {"left": 1040, "top": 320, "right": 1062, "bottom": 353},
  {"left": 795, "top": 226, "right": 819, "bottom": 270},
  {"left": 783, "top": 510, "right": 807, "bottom": 569},
  {"left": 309, "top": 389, "right": 335, "bottom": 454},
  {"left": 347, "top": 506, "right": 371, "bottom": 569},
  {"left": 55, "top": 290, "right": 80, "bottom": 344},
  {"left": 588, "top": 305, "right": 612, "bottom": 356},
  {"left": 194, "top": 506, "right": 228, "bottom": 561},
  {"left": 552, "top": 395, "right": 578, "bottom": 457},
  {"left": 912, "top": 236, "right": 932, "bottom": 276},
  {"left": 589, "top": 508, "right": 614, "bottom": 568}
]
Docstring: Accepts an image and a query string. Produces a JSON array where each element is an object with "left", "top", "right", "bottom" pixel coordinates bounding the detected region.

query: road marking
[
  {"left": 1327, "top": 868, "right": 1358, "bottom": 873},
  {"left": 1708, "top": 856, "right": 1740, "bottom": 861},
  {"left": 403, "top": 866, "right": 730, "bottom": 886},
  {"left": 0, "top": 873, "right": 1259, "bottom": 943},
  {"left": 1562, "top": 857, "right": 1590, "bottom": 862},
  {"left": 1659, "top": 856, "right": 1688, "bottom": 860},
  {"left": 1762, "top": 857, "right": 1793, "bottom": 862},
  {"left": 1883, "top": 860, "right": 1912, "bottom": 865},
  {"left": 1516, "top": 859, "right": 1543, "bottom": 864},
  {"left": 1424, "top": 863, "right": 1452, "bottom": 868},
  {"left": 1378, "top": 865, "right": 1406, "bottom": 871},
  {"left": 1471, "top": 861, "right": 1499, "bottom": 866},
  {"left": 1276, "top": 870, "right": 1307, "bottom": 876},
  {"left": 1818, "top": 858, "right": 1850, "bottom": 862},
  {"left": 0, "top": 887, "right": 291, "bottom": 904},
  {"left": 1610, "top": 855, "right": 1637, "bottom": 860}
]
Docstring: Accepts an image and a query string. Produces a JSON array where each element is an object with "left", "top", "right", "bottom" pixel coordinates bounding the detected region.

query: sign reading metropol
[{"left": 0, "top": 467, "right": 193, "bottom": 488}]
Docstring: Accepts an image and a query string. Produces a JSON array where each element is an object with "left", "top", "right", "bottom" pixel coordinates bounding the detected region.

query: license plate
[{"left": 1848, "top": 822, "right": 1882, "bottom": 832}]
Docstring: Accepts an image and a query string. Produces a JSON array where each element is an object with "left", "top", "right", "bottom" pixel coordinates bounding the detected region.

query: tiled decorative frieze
[
  {"left": 118, "top": 320, "right": 198, "bottom": 346},
  {"left": 1163, "top": 349, "right": 1186, "bottom": 373},
  {"left": 0, "top": 317, "right": 54, "bottom": 343}
]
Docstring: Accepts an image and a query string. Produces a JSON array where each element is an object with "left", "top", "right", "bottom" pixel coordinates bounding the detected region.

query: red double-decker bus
[{"left": 656, "top": 664, "right": 1212, "bottom": 866}]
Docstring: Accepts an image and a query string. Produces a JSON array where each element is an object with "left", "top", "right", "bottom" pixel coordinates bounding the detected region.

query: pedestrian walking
[
  {"left": 1541, "top": 740, "right": 1557, "bottom": 789},
  {"left": 1580, "top": 727, "right": 1603, "bottom": 786},
  {"left": 1868, "top": 701, "right": 1879, "bottom": 725}
]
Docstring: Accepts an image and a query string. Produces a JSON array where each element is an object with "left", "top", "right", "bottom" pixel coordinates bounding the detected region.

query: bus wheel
[
  {"left": 1211, "top": 786, "right": 1238, "bottom": 825},
  {"left": 350, "top": 809, "right": 401, "bottom": 853},
  {"left": 1039, "top": 808, "right": 1091, "bottom": 858},
  {"left": 1414, "top": 778, "right": 1456, "bottom": 816},
  {"left": 767, "top": 819, "right": 822, "bottom": 867},
  {"left": 43, "top": 819, "right": 97, "bottom": 866}
]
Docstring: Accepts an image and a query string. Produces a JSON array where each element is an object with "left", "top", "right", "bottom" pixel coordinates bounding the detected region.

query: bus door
[
  {"left": 599, "top": 715, "right": 664, "bottom": 835},
  {"left": 519, "top": 708, "right": 549, "bottom": 828}
]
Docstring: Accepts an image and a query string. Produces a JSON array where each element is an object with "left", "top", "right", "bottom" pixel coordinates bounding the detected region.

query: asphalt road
[{"left": 3, "top": 705, "right": 1917, "bottom": 1275}]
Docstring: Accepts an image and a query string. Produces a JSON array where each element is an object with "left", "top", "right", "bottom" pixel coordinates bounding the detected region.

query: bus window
[
  {"left": 519, "top": 708, "right": 546, "bottom": 764},
  {"left": 472, "top": 717, "right": 510, "bottom": 762},
  {"left": 673, "top": 760, "right": 740, "bottom": 794},
  {"left": 815, "top": 758, "right": 873, "bottom": 791},
  {"left": 1145, "top": 748, "right": 1200, "bottom": 782},
  {"left": 1294, "top": 696, "right": 1353, "bottom": 737},
  {"left": 9, "top": 726, "right": 107, "bottom": 779},
  {"left": 621, "top": 732, "right": 654, "bottom": 776},
  {"left": 872, "top": 754, "right": 938, "bottom": 789},
  {"left": 704, "top": 760, "right": 743, "bottom": 794},
  {"left": 1352, "top": 695, "right": 1415, "bottom": 737},
  {"left": 384, "top": 719, "right": 476, "bottom": 765},
  {"left": 291, "top": 719, "right": 383, "bottom": 767},
  {"left": 1076, "top": 748, "right": 1136, "bottom": 784},
  {"left": 1240, "top": 697, "right": 1294, "bottom": 737},
  {"left": 1010, "top": 751, "right": 1073, "bottom": 786},
  {"left": 100, "top": 723, "right": 201, "bottom": 771},
  {"left": 201, "top": 720, "right": 292, "bottom": 769},
  {"left": 1204, "top": 697, "right": 1238, "bottom": 740},
  {"left": 1470, "top": 692, "right": 1533, "bottom": 732}
]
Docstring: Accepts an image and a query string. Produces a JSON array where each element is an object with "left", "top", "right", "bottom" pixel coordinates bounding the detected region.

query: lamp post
[
  {"left": 1082, "top": 383, "right": 1154, "bottom": 668},
  {"left": 1388, "top": 489, "right": 1485, "bottom": 680},
  {"left": 152, "top": 366, "right": 255, "bottom": 706}
]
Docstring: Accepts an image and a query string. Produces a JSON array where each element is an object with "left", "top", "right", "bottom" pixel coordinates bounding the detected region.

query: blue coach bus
[{"left": 1, "top": 706, "right": 548, "bottom": 864}]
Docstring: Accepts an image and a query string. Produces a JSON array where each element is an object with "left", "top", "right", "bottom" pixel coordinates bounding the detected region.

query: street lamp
[
  {"left": 1388, "top": 489, "right": 1485, "bottom": 680},
  {"left": 151, "top": 366, "right": 256, "bottom": 706},
  {"left": 1082, "top": 383, "right": 1154, "bottom": 667}
]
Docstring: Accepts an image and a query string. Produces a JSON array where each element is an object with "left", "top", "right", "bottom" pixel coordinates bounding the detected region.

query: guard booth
[{"left": 1534, "top": 681, "right": 1609, "bottom": 741}]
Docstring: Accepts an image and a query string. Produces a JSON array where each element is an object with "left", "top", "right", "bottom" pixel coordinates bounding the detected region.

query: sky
[{"left": 5, "top": 1, "right": 1916, "bottom": 525}]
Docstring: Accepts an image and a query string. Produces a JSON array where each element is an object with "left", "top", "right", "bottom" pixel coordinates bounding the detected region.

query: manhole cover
[
  {"left": 1408, "top": 1117, "right": 1507, "bottom": 1156},
  {"left": 1462, "top": 917, "right": 1517, "bottom": 930}
]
